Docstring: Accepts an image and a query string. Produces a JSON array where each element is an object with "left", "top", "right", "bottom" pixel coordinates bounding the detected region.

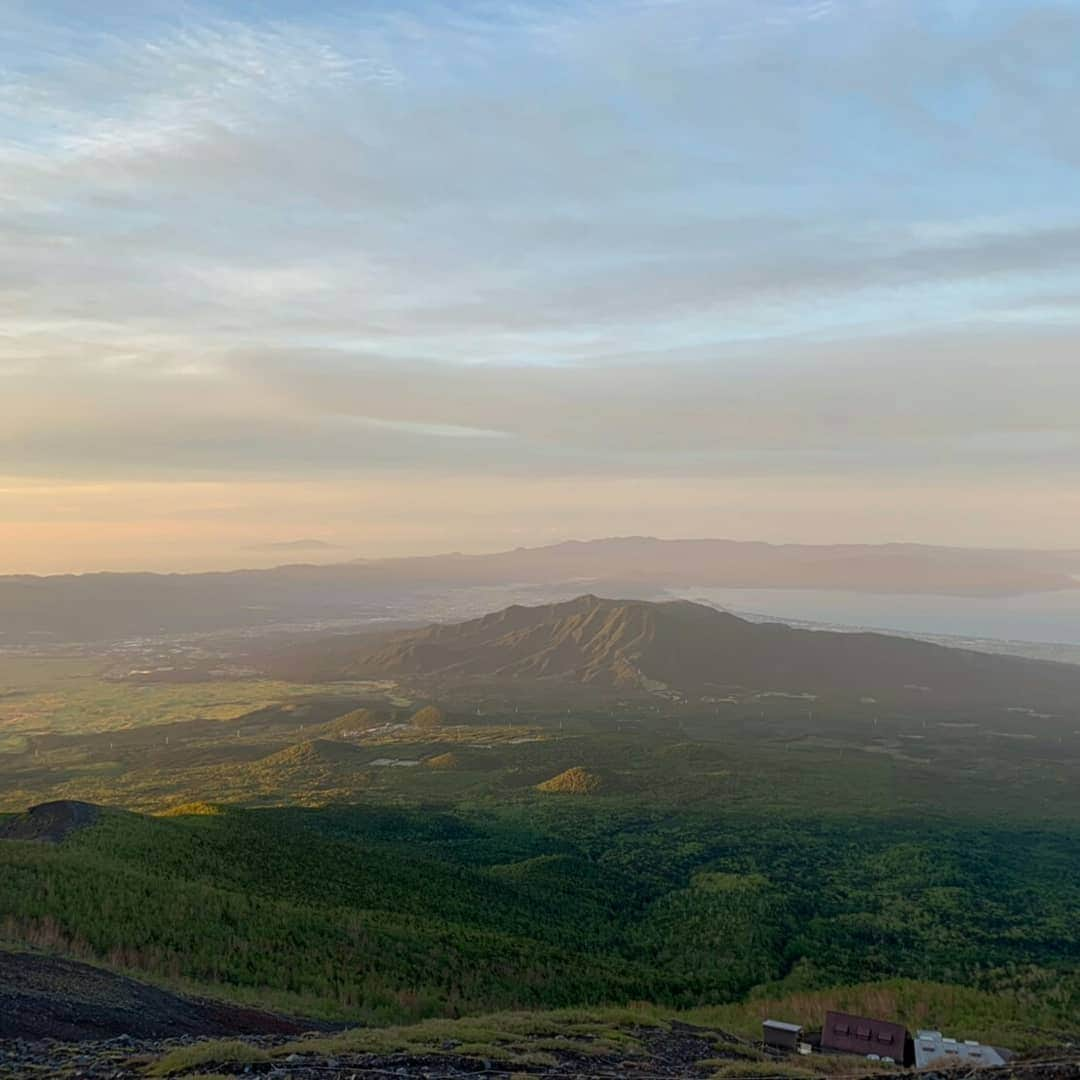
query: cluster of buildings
[{"left": 763, "top": 1010, "right": 1009, "bottom": 1070}]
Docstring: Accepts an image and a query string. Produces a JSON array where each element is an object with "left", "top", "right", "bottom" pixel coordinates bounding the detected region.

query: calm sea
[{"left": 675, "top": 587, "right": 1080, "bottom": 647}]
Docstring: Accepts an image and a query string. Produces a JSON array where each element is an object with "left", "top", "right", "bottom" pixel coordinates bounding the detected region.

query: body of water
[{"left": 676, "top": 587, "right": 1080, "bottom": 647}]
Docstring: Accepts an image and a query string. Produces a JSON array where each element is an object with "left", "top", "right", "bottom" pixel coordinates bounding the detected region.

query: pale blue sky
[{"left": 2, "top": 1, "right": 1079, "bottom": 569}]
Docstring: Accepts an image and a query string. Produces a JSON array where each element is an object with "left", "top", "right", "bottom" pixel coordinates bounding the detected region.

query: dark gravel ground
[
  {"left": 0, "top": 950, "right": 329, "bottom": 1042},
  {"left": 2, "top": 1029, "right": 1078, "bottom": 1080}
]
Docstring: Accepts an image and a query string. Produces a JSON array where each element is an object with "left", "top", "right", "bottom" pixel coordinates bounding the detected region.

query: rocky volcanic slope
[{"left": 0, "top": 950, "right": 324, "bottom": 1044}]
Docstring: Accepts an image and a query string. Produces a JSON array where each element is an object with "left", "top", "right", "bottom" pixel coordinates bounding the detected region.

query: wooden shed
[{"left": 763, "top": 1019, "right": 803, "bottom": 1052}]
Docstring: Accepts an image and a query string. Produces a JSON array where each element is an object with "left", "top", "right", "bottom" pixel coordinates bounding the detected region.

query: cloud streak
[{"left": 2, "top": 0, "right": 1080, "bottom": 566}]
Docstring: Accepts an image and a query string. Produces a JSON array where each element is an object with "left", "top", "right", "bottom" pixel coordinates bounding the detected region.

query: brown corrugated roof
[{"left": 821, "top": 1010, "right": 908, "bottom": 1058}]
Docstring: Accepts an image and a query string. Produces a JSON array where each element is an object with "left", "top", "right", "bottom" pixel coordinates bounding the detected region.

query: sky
[{"left": 2, "top": 0, "right": 1080, "bottom": 572}]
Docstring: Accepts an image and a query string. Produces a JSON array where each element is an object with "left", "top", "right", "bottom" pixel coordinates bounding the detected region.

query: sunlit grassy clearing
[{"left": 0, "top": 672, "right": 313, "bottom": 734}]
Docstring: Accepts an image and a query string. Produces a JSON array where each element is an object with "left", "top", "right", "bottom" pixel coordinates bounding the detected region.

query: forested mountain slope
[
  {"left": 308, "top": 594, "right": 1080, "bottom": 708},
  {"left": 1, "top": 799, "right": 1077, "bottom": 1027}
]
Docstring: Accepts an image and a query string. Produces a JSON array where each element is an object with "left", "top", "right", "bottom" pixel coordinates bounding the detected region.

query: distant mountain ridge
[
  {"left": 351, "top": 536, "right": 1080, "bottom": 594},
  {"left": 330, "top": 594, "right": 1080, "bottom": 709},
  {"left": 3, "top": 536, "right": 1079, "bottom": 643}
]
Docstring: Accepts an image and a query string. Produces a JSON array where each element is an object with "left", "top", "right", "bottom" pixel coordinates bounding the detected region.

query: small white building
[{"left": 914, "top": 1030, "right": 1006, "bottom": 1069}]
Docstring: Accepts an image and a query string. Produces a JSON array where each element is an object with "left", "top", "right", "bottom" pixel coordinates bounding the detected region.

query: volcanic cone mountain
[{"left": 330, "top": 594, "right": 1080, "bottom": 708}]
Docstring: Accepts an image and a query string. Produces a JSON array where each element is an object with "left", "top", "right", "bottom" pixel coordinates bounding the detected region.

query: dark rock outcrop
[{"left": 0, "top": 801, "right": 101, "bottom": 843}]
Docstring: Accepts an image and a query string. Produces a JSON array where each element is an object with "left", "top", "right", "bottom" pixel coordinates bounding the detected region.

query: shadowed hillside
[{"left": 0, "top": 801, "right": 102, "bottom": 843}]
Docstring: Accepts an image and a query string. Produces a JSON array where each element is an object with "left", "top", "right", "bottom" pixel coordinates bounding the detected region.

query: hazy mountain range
[
  {"left": 351, "top": 537, "right": 1080, "bottom": 594},
  {"left": 2, "top": 537, "right": 1079, "bottom": 645},
  {"left": 242, "top": 539, "right": 345, "bottom": 553}
]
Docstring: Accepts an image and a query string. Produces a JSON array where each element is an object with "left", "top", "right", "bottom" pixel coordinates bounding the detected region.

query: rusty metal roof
[{"left": 821, "top": 1010, "right": 908, "bottom": 1057}]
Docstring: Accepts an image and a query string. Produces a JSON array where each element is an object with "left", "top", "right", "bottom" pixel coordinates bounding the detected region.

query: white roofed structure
[{"left": 914, "top": 1030, "right": 1006, "bottom": 1069}]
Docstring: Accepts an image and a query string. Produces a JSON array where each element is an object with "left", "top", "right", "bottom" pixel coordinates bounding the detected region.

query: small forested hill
[{"left": 324, "top": 594, "right": 1080, "bottom": 708}]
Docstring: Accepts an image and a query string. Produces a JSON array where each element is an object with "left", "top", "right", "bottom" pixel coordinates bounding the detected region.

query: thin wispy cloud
[{"left": 1, "top": 0, "right": 1079, "bottom": 570}]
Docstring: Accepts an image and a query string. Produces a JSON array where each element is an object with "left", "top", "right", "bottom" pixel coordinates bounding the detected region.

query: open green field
[
  {"left": 0, "top": 654, "right": 325, "bottom": 736},
  {"left": 1, "top": 677, "right": 1078, "bottom": 821}
]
